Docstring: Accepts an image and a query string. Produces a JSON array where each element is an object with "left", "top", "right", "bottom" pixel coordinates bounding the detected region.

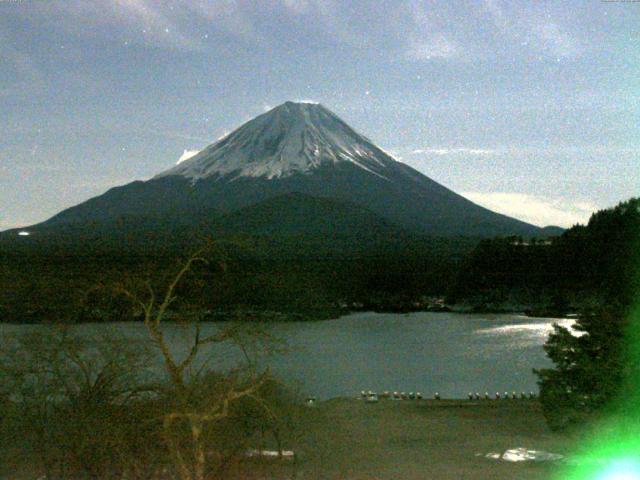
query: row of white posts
[{"left": 359, "top": 390, "right": 538, "bottom": 401}]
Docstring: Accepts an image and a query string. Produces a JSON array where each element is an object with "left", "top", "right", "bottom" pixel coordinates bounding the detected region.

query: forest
[{"left": 1, "top": 198, "right": 638, "bottom": 324}]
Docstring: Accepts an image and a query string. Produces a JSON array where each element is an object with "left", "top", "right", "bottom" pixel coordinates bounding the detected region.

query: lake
[{"left": 0, "top": 312, "right": 575, "bottom": 399}]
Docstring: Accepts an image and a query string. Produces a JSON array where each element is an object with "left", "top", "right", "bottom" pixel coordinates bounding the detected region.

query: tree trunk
[{"left": 191, "top": 421, "right": 206, "bottom": 480}]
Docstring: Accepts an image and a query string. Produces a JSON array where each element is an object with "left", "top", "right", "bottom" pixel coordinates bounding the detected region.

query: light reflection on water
[
  {"left": 475, "top": 317, "right": 579, "bottom": 344},
  {"left": 0, "top": 312, "right": 574, "bottom": 399}
]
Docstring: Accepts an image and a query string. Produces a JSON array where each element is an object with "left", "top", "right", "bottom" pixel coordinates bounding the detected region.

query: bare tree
[
  {"left": 0, "top": 245, "right": 290, "bottom": 480},
  {"left": 119, "top": 246, "right": 276, "bottom": 480},
  {"left": 0, "top": 328, "right": 157, "bottom": 480}
]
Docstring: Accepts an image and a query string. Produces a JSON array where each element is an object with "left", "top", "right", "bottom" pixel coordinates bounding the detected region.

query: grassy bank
[
  {"left": 1, "top": 397, "right": 578, "bottom": 480},
  {"left": 259, "top": 398, "right": 575, "bottom": 480}
]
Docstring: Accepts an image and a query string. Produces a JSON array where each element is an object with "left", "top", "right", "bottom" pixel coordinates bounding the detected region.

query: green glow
[
  {"left": 593, "top": 459, "right": 640, "bottom": 480},
  {"left": 551, "top": 266, "right": 640, "bottom": 479}
]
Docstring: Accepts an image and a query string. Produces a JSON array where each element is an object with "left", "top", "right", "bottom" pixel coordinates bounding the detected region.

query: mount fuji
[{"left": 15, "top": 101, "right": 544, "bottom": 238}]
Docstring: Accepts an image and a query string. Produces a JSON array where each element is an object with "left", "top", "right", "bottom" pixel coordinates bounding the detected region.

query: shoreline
[
  {"left": 0, "top": 307, "right": 575, "bottom": 325},
  {"left": 0, "top": 308, "right": 575, "bottom": 325}
]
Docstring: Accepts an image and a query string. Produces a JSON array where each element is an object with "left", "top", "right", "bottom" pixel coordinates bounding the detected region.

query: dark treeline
[
  {"left": 0, "top": 230, "right": 476, "bottom": 323},
  {"left": 1, "top": 198, "right": 637, "bottom": 324},
  {"left": 451, "top": 198, "right": 640, "bottom": 314},
  {"left": 532, "top": 200, "right": 640, "bottom": 431}
]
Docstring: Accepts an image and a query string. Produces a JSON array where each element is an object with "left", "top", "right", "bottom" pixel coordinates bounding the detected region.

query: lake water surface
[{"left": 0, "top": 312, "right": 575, "bottom": 399}]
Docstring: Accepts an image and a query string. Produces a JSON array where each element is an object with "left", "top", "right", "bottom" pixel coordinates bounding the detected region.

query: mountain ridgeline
[{"left": 15, "top": 101, "right": 545, "bottom": 239}]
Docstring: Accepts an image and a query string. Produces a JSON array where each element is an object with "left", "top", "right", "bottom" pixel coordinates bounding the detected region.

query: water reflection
[{"left": 476, "top": 318, "right": 581, "bottom": 345}]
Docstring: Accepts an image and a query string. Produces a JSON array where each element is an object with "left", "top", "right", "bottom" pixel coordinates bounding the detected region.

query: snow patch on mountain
[
  {"left": 155, "top": 102, "right": 397, "bottom": 182},
  {"left": 177, "top": 149, "right": 200, "bottom": 164}
]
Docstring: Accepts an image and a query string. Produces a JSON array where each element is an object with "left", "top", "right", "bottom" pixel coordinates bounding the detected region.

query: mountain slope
[
  {"left": 217, "top": 192, "right": 402, "bottom": 238},
  {"left": 14, "top": 101, "right": 543, "bottom": 238}
]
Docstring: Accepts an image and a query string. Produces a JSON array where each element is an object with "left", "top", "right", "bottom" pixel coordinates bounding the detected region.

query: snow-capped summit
[{"left": 156, "top": 101, "right": 395, "bottom": 181}]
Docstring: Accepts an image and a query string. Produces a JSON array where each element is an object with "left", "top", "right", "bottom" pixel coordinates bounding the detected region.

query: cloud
[
  {"left": 177, "top": 149, "right": 200, "bottom": 164},
  {"left": 4, "top": 0, "right": 185, "bottom": 50},
  {"left": 182, "top": 1, "right": 261, "bottom": 43},
  {"left": 405, "top": 34, "right": 460, "bottom": 61},
  {"left": 282, "top": 0, "right": 312, "bottom": 14},
  {"left": 531, "top": 22, "right": 581, "bottom": 58},
  {"left": 6, "top": 0, "right": 261, "bottom": 52},
  {"left": 401, "top": 2, "right": 462, "bottom": 62},
  {"left": 410, "top": 147, "right": 495, "bottom": 156},
  {"left": 3, "top": 0, "right": 583, "bottom": 64},
  {"left": 281, "top": 0, "right": 369, "bottom": 47},
  {"left": 482, "top": 0, "right": 582, "bottom": 59},
  {"left": 483, "top": 0, "right": 509, "bottom": 32},
  {"left": 407, "top": 145, "right": 639, "bottom": 157},
  {"left": 462, "top": 191, "right": 597, "bottom": 227},
  {"left": 0, "top": 28, "right": 48, "bottom": 97},
  {"left": 293, "top": 99, "right": 320, "bottom": 104},
  {"left": 136, "top": 129, "right": 212, "bottom": 143}
]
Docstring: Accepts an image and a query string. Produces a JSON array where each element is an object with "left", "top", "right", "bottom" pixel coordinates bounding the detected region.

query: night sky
[{"left": 1, "top": 0, "right": 638, "bottom": 229}]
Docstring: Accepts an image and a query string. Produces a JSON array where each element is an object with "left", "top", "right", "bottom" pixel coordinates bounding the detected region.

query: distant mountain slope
[
  {"left": 540, "top": 226, "right": 565, "bottom": 236},
  {"left": 9, "top": 101, "right": 544, "bottom": 238}
]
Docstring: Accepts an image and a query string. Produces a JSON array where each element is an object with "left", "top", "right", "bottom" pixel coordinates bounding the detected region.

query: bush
[{"left": 0, "top": 328, "right": 165, "bottom": 479}]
